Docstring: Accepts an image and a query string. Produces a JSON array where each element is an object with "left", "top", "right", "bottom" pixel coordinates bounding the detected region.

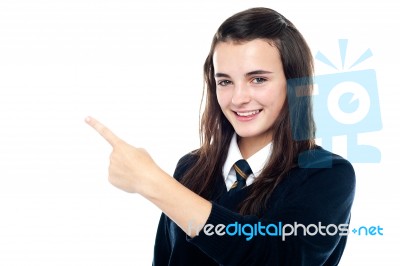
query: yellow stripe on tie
[{"left": 233, "top": 164, "right": 247, "bottom": 179}]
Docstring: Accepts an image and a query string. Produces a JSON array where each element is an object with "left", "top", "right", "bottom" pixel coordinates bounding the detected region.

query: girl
[{"left": 86, "top": 7, "right": 355, "bottom": 266}]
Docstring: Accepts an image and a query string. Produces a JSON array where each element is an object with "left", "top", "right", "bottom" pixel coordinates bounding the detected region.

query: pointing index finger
[{"left": 85, "top": 116, "right": 120, "bottom": 147}]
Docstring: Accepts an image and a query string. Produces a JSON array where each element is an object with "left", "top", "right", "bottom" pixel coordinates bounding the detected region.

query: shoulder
[
  {"left": 294, "top": 146, "right": 356, "bottom": 193},
  {"left": 172, "top": 150, "right": 200, "bottom": 181},
  {"left": 298, "top": 146, "right": 354, "bottom": 174},
  {"left": 298, "top": 146, "right": 353, "bottom": 170},
  {"left": 271, "top": 146, "right": 356, "bottom": 216}
]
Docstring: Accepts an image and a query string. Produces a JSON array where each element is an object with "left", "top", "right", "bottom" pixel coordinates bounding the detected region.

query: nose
[{"left": 231, "top": 83, "right": 251, "bottom": 106}]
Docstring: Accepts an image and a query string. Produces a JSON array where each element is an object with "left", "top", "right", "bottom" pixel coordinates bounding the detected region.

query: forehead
[{"left": 212, "top": 39, "right": 282, "bottom": 72}]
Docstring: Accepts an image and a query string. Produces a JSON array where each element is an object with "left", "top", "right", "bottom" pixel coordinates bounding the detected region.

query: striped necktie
[{"left": 229, "top": 159, "right": 253, "bottom": 191}]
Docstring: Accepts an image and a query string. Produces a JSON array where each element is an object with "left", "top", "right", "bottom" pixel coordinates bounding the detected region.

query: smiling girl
[{"left": 86, "top": 7, "right": 355, "bottom": 266}]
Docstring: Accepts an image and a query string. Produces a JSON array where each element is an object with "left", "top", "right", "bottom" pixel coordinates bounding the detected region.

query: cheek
[
  {"left": 216, "top": 90, "right": 230, "bottom": 108},
  {"left": 272, "top": 90, "right": 287, "bottom": 117},
  {"left": 273, "top": 89, "right": 286, "bottom": 108},
  {"left": 277, "top": 88, "right": 287, "bottom": 108},
  {"left": 257, "top": 86, "right": 286, "bottom": 110}
]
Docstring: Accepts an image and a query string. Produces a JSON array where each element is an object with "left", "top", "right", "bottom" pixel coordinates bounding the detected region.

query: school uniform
[{"left": 153, "top": 134, "right": 356, "bottom": 266}]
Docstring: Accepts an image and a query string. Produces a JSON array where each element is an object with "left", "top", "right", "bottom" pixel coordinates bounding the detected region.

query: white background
[{"left": 0, "top": 0, "right": 399, "bottom": 265}]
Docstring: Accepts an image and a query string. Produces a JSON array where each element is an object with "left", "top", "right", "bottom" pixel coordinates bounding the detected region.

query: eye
[
  {"left": 251, "top": 77, "right": 267, "bottom": 84},
  {"left": 217, "top": 80, "right": 233, "bottom": 86}
]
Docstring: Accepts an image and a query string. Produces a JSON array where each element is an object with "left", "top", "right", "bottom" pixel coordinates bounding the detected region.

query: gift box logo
[{"left": 288, "top": 39, "right": 382, "bottom": 167}]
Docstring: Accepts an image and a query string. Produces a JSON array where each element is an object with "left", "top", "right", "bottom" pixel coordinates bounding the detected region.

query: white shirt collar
[{"left": 222, "top": 134, "right": 272, "bottom": 180}]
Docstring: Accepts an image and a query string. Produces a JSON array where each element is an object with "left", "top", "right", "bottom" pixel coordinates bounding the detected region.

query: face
[{"left": 213, "top": 39, "right": 287, "bottom": 148}]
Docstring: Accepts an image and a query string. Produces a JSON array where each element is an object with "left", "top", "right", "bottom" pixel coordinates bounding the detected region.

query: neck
[{"left": 238, "top": 134, "right": 272, "bottom": 159}]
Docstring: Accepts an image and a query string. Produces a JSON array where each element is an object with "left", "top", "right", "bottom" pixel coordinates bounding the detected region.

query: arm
[
  {"left": 144, "top": 168, "right": 212, "bottom": 236},
  {"left": 188, "top": 161, "right": 356, "bottom": 265},
  {"left": 86, "top": 117, "right": 355, "bottom": 265}
]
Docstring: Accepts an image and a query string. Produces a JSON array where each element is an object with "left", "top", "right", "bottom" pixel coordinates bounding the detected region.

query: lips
[
  {"left": 233, "top": 109, "right": 262, "bottom": 121},
  {"left": 235, "top": 109, "right": 261, "bottom": 117}
]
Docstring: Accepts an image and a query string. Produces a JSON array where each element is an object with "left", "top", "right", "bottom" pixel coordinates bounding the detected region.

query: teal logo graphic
[{"left": 288, "top": 39, "right": 382, "bottom": 167}]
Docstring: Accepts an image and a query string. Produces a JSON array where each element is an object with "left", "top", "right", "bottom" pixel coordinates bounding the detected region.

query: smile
[{"left": 235, "top": 110, "right": 261, "bottom": 117}]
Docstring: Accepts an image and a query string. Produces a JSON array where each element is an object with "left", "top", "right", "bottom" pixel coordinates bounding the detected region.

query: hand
[
  {"left": 85, "top": 116, "right": 159, "bottom": 194},
  {"left": 86, "top": 117, "right": 212, "bottom": 236}
]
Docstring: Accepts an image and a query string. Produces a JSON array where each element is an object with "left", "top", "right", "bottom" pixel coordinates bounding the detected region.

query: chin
[
  {"left": 235, "top": 130, "right": 261, "bottom": 139},
  {"left": 234, "top": 127, "right": 272, "bottom": 141}
]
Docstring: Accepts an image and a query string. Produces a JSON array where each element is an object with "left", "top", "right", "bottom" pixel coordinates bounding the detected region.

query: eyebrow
[{"left": 214, "top": 70, "right": 273, "bottom": 78}]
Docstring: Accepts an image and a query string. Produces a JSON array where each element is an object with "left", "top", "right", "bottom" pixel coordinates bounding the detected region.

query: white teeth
[{"left": 236, "top": 110, "right": 260, "bottom": 116}]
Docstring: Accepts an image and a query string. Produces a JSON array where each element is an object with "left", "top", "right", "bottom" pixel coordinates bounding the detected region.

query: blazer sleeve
[{"left": 187, "top": 156, "right": 356, "bottom": 265}]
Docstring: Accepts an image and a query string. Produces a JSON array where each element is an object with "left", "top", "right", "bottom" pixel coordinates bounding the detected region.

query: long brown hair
[{"left": 180, "top": 7, "right": 316, "bottom": 216}]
